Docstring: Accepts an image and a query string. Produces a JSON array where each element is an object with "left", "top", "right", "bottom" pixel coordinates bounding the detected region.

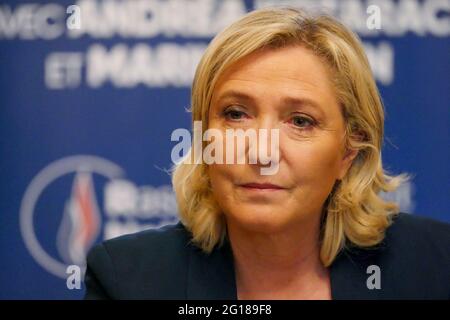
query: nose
[{"left": 245, "top": 116, "right": 280, "bottom": 175}]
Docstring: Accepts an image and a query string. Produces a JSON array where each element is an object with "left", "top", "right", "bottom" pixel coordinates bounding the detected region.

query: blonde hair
[{"left": 171, "top": 6, "right": 409, "bottom": 267}]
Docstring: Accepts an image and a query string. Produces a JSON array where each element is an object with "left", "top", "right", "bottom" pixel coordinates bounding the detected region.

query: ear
[{"left": 337, "top": 147, "right": 358, "bottom": 180}]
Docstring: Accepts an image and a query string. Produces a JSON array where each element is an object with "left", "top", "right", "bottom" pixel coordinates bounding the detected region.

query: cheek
[
  {"left": 208, "top": 164, "right": 233, "bottom": 194},
  {"left": 208, "top": 164, "right": 221, "bottom": 190},
  {"left": 208, "top": 164, "right": 242, "bottom": 216},
  {"left": 283, "top": 136, "right": 343, "bottom": 183}
]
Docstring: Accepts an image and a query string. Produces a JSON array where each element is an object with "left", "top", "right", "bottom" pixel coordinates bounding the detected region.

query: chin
[{"left": 225, "top": 204, "right": 293, "bottom": 234}]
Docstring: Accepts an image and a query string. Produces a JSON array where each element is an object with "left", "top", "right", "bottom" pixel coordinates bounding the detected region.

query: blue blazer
[{"left": 84, "top": 213, "right": 450, "bottom": 299}]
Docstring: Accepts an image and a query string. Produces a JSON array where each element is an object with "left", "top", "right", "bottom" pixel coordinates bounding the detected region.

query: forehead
[{"left": 211, "top": 45, "right": 339, "bottom": 110}]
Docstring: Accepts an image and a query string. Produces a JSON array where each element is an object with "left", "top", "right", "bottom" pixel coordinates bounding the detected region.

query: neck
[{"left": 226, "top": 215, "right": 330, "bottom": 299}]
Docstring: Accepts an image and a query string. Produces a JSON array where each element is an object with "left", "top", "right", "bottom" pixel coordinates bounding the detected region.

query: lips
[{"left": 240, "top": 183, "right": 285, "bottom": 190}]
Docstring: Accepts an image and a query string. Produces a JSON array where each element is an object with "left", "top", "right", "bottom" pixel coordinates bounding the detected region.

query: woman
[{"left": 84, "top": 7, "right": 450, "bottom": 299}]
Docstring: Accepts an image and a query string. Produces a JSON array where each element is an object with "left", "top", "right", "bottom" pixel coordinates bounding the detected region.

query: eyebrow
[{"left": 215, "top": 89, "right": 325, "bottom": 116}]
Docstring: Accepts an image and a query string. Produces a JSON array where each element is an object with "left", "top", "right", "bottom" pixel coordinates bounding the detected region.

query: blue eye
[
  {"left": 223, "top": 108, "right": 247, "bottom": 120},
  {"left": 290, "top": 115, "right": 315, "bottom": 128}
]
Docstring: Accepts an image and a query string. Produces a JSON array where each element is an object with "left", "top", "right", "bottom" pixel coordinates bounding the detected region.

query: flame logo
[{"left": 57, "top": 171, "right": 101, "bottom": 266}]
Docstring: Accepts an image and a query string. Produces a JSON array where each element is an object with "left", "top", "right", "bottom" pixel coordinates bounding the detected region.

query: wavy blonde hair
[{"left": 171, "top": 6, "right": 409, "bottom": 267}]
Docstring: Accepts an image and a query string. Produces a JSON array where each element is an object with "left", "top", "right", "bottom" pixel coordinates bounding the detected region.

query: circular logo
[{"left": 20, "top": 155, "right": 124, "bottom": 278}]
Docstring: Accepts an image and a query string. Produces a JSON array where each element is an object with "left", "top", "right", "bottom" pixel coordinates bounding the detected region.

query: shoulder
[
  {"left": 345, "top": 212, "right": 450, "bottom": 299},
  {"left": 97, "top": 221, "right": 192, "bottom": 263},
  {"left": 384, "top": 212, "right": 450, "bottom": 271},
  {"left": 385, "top": 212, "right": 450, "bottom": 255},
  {"left": 84, "top": 222, "right": 194, "bottom": 299},
  {"left": 385, "top": 213, "right": 450, "bottom": 296}
]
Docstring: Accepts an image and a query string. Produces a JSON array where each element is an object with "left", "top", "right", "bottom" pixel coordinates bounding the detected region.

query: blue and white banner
[{"left": 0, "top": 0, "right": 448, "bottom": 299}]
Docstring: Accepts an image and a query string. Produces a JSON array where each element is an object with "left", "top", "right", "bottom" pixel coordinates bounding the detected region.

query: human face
[{"left": 207, "top": 45, "right": 357, "bottom": 234}]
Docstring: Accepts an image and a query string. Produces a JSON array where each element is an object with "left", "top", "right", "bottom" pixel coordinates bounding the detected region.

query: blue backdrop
[{"left": 0, "top": 0, "right": 449, "bottom": 299}]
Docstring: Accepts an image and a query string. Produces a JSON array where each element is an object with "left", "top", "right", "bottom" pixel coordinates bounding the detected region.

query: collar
[{"left": 186, "top": 236, "right": 386, "bottom": 299}]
